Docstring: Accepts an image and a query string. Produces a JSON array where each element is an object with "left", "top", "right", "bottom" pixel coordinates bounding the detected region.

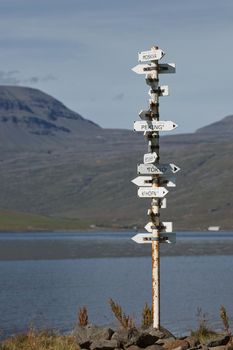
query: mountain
[
  {"left": 0, "top": 85, "right": 232, "bottom": 230},
  {"left": 196, "top": 114, "right": 233, "bottom": 136},
  {"left": 0, "top": 85, "right": 100, "bottom": 150}
]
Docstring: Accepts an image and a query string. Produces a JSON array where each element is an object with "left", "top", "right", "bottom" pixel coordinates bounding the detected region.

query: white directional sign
[
  {"left": 138, "top": 48, "right": 164, "bottom": 62},
  {"left": 131, "top": 232, "right": 176, "bottom": 244},
  {"left": 144, "top": 152, "right": 158, "bottom": 164},
  {"left": 134, "top": 120, "right": 178, "bottom": 132},
  {"left": 138, "top": 187, "right": 168, "bottom": 198},
  {"left": 132, "top": 62, "right": 175, "bottom": 75},
  {"left": 131, "top": 176, "right": 153, "bottom": 187},
  {"left": 145, "top": 221, "right": 173, "bottom": 233},
  {"left": 132, "top": 63, "right": 156, "bottom": 75},
  {"left": 137, "top": 163, "right": 180, "bottom": 175},
  {"left": 149, "top": 86, "right": 169, "bottom": 97}
]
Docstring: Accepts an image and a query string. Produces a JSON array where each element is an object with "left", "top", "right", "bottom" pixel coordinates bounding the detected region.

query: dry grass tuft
[
  {"left": 141, "top": 303, "right": 153, "bottom": 328},
  {"left": 78, "top": 306, "right": 89, "bottom": 327},
  {"left": 109, "top": 298, "right": 134, "bottom": 329},
  {"left": 220, "top": 305, "right": 231, "bottom": 336},
  {"left": 0, "top": 328, "right": 80, "bottom": 350}
]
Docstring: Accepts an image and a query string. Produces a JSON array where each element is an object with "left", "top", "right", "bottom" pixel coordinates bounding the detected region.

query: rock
[
  {"left": 112, "top": 327, "right": 139, "bottom": 347},
  {"left": 145, "top": 326, "right": 176, "bottom": 340},
  {"left": 164, "top": 339, "right": 190, "bottom": 350},
  {"left": 207, "top": 336, "right": 230, "bottom": 347},
  {"left": 184, "top": 337, "right": 200, "bottom": 348},
  {"left": 127, "top": 346, "right": 143, "bottom": 350},
  {"left": 75, "top": 325, "right": 115, "bottom": 348},
  {"left": 90, "top": 339, "right": 119, "bottom": 350},
  {"left": 136, "top": 333, "right": 159, "bottom": 348},
  {"left": 157, "top": 338, "right": 177, "bottom": 346},
  {"left": 208, "top": 346, "right": 228, "bottom": 350},
  {"left": 145, "top": 345, "right": 164, "bottom": 350}
]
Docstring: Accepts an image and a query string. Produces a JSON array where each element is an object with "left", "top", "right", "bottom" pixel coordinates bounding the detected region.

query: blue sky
[{"left": 0, "top": 0, "right": 233, "bottom": 133}]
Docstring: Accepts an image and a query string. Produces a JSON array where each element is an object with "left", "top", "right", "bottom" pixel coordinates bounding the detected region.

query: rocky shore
[{"left": 74, "top": 325, "right": 232, "bottom": 350}]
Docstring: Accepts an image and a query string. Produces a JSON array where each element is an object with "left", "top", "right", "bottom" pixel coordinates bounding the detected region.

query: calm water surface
[{"left": 0, "top": 231, "right": 233, "bottom": 338}]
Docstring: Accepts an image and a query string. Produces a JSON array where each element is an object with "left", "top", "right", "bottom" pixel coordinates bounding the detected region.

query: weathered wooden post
[{"left": 131, "top": 45, "right": 179, "bottom": 329}]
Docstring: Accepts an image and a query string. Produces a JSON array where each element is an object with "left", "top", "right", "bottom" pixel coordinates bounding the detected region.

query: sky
[{"left": 0, "top": 0, "right": 233, "bottom": 134}]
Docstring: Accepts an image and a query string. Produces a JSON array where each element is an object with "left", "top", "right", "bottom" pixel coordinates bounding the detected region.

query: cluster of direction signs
[{"left": 131, "top": 46, "right": 180, "bottom": 245}]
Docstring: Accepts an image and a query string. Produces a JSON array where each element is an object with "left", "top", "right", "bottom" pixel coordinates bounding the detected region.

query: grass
[
  {"left": 0, "top": 209, "right": 89, "bottom": 231},
  {"left": 191, "top": 308, "right": 218, "bottom": 343},
  {"left": 0, "top": 329, "right": 80, "bottom": 350}
]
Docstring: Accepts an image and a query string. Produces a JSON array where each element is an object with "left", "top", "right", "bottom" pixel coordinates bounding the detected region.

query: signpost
[
  {"left": 137, "top": 163, "right": 180, "bottom": 175},
  {"left": 138, "top": 48, "right": 165, "bottom": 62},
  {"left": 134, "top": 120, "right": 178, "bottom": 132},
  {"left": 131, "top": 45, "right": 179, "bottom": 329},
  {"left": 138, "top": 187, "right": 168, "bottom": 198},
  {"left": 132, "top": 62, "right": 176, "bottom": 75},
  {"left": 144, "top": 153, "right": 158, "bottom": 164},
  {"left": 132, "top": 232, "right": 176, "bottom": 244}
]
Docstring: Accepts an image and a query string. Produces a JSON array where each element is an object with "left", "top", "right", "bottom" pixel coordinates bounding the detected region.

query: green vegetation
[
  {"left": 191, "top": 308, "right": 218, "bottom": 343},
  {"left": 0, "top": 210, "right": 89, "bottom": 231}
]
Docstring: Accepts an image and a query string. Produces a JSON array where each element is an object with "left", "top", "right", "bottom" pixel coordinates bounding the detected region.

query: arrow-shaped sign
[
  {"left": 138, "top": 187, "right": 168, "bottom": 198},
  {"left": 144, "top": 152, "right": 158, "bottom": 164},
  {"left": 132, "top": 63, "right": 176, "bottom": 75},
  {"left": 134, "top": 120, "right": 178, "bottom": 132},
  {"left": 131, "top": 232, "right": 176, "bottom": 244},
  {"left": 137, "top": 163, "right": 180, "bottom": 175},
  {"left": 131, "top": 176, "right": 153, "bottom": 187},
  {"left": 148, "top": 86, "right": 169, "bottom": 98},
  {"left": 138, "top": 48, "right": 165, "bottom": 62},
  {"left": 145, "top": 221, "right": 173, "bottom": 233},
  {"left": 132, "top": 175, "right": 176, "bottom": 188}
]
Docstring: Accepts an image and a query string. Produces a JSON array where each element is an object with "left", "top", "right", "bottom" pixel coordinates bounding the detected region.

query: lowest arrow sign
[
  {"left": 138, "top": 187, "right": 168, "bottom": 198},
  {"left": 134, "top": 120, "right": 178, "bottom": 132},
  {"left": 137, "top": 163, "right": 180, "bottom": 175},
  {"left": 131, "top": 233, "right": 176, "bottom": 244}
]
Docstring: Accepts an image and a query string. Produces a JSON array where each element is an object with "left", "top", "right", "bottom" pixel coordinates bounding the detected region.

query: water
[{"left": 0, "top": 231, "right": 233, "bottom": 338}]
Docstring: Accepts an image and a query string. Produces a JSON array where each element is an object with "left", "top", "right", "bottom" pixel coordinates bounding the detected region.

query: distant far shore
[{"left": 0, "top": 231, "right": 233, "bottom": 260}]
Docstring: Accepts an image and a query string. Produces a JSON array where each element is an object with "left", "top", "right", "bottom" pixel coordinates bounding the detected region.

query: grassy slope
[
  {"left": 0, "top": 137, "right": 232, "bottom": 231},
  {"left": 0, "top": 210, "right": 89, "bottom": 231}
]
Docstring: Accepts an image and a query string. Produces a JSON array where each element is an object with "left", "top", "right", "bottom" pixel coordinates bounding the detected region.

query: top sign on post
[{"left": 138, "top": 48, "right": 164, "bottom": 62}]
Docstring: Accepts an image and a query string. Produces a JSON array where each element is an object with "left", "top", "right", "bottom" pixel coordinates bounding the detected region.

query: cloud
[
  {"left": 24, "top": 74, "right": 57, "bottom": 84},
  {"left": 0, "top": 70, "right": 21, "bottom": 85},
  {"left": 0, "top": 70, "right": 57, "bottom": 85},
  {"left": 113, "top": 93, "right": 124, "bottom": 101}
]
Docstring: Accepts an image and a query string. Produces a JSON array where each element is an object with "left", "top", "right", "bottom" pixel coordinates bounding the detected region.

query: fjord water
[{"left": 0, "top": 231, "right": 233, "bottom": 338}]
